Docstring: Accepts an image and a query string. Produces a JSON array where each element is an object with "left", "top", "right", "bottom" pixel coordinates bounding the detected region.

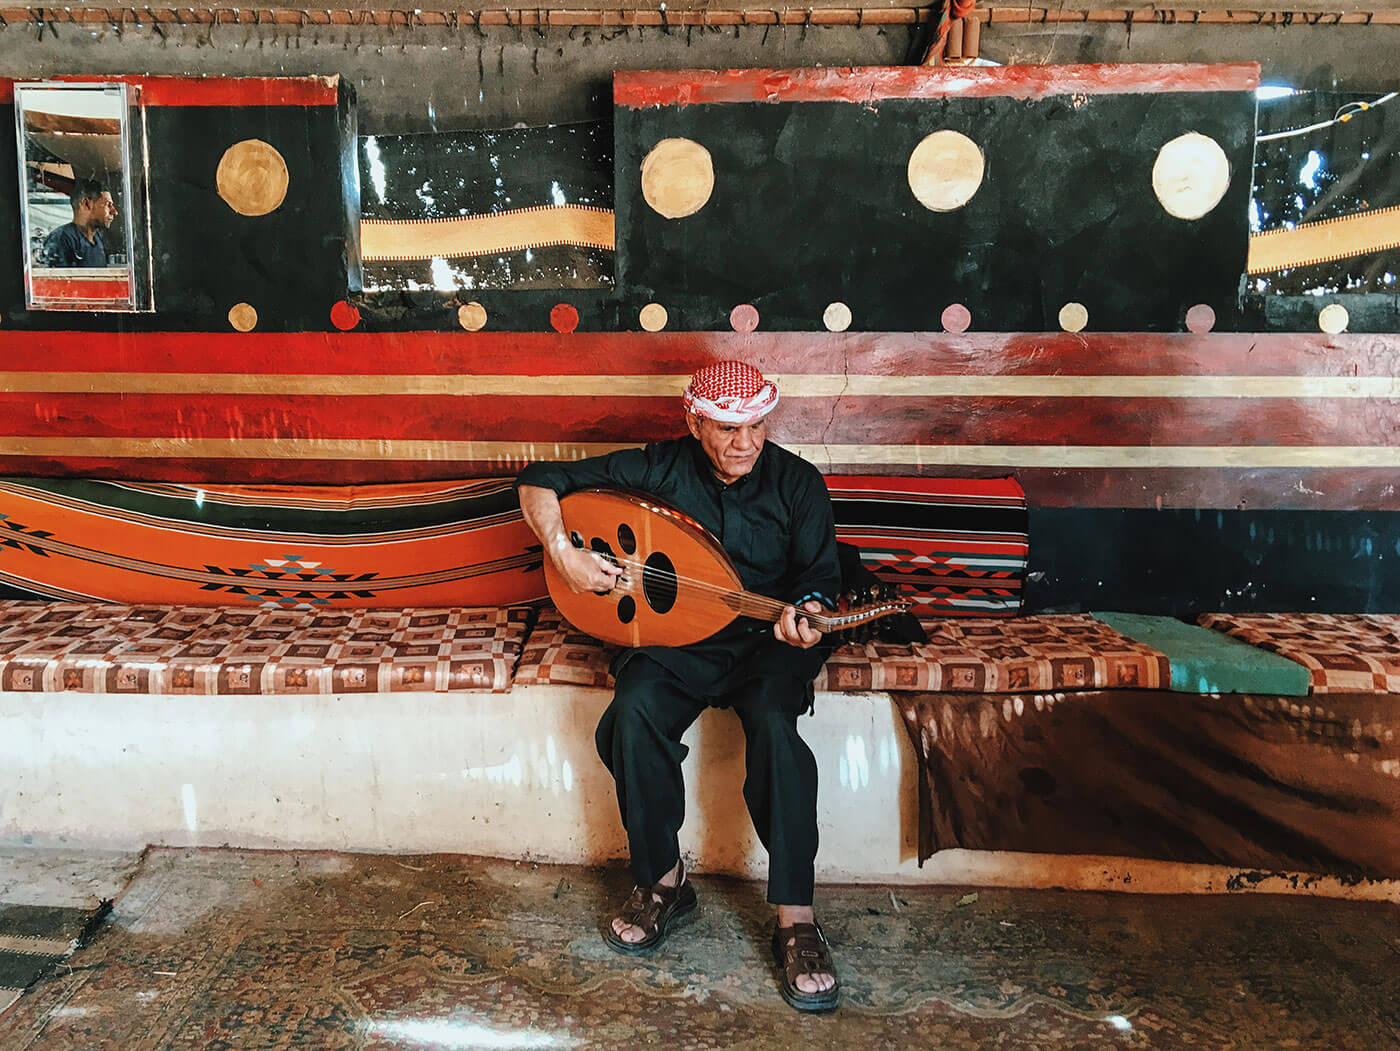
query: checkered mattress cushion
[
  {"left": 816, "top": 615, "right": 1170, "bottom": 693},
  {"left": 1197, "top": 613, "right": 1400, "bottom": 695},
  {"left": 0, "top": 603, "right": 531, "bottom": 694},
  {"left": 513, "top": 607, "right": 621, "bottom": 688},
  {"left": 516, "top": 608, "right": 1169, "bottom": 694}
]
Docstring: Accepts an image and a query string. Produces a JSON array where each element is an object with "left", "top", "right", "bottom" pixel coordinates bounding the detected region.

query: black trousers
[{"left": 595, "top": 654, "right": 820, "bottom": 906}]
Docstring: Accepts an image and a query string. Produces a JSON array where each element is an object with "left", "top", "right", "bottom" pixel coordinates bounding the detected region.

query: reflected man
[{"left": 42, "top": 178, "right": 117, "bottom": 268}]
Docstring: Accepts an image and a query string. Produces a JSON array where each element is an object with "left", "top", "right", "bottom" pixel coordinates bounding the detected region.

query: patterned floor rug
[
  {"left": 2, "top": 849, "right": 1398, "bottom": 1048},
  {"left": 0, "top": 901, "right": 111, "bottom": 1017}
]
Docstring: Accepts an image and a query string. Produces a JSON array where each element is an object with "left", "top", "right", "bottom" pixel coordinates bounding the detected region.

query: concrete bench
[{"left": 4, "top": 600, "right": 1398, "bottom": 903}]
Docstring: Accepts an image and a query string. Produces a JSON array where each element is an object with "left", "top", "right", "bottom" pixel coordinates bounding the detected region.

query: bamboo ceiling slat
[{"left": 3, "top": 4, "right": 1400, "bottom": 27}]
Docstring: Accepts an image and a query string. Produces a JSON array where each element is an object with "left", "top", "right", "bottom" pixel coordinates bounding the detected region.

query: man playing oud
[{"left": 516, "top": 360, "right": 841, "bottom": 1012}]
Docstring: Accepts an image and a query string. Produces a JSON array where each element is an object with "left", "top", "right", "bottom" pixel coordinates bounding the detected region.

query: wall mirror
[{"left": 14, "top": 80, "right": 152, "bottom": 311}]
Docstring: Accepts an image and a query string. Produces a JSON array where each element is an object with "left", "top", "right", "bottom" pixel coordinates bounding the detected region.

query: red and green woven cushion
[{"left": 827, "top": 476, "right": 1028, "bottom": 618}]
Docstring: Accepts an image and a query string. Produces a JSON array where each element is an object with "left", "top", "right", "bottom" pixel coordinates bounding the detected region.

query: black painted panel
[
  {"left": 144, "top": 104, "right": 350, "bottom": 329},
  {"left": 0, "top": 96, "right": 356, "bottom": 332},
  {"left": 1026, "top": 507, "right": 1400, "bottom": 615},
  {"left": 615, "top": 92, "right": 1255, "bottom": 332}
]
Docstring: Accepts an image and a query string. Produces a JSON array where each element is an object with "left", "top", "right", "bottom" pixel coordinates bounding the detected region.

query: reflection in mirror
[{"left": 14, "top": 81, "right": 151, "bottom": 311}]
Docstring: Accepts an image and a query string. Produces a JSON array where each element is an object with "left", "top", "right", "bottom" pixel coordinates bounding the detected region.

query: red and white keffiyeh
[{"left": 681, "top": 361, "right": 779, "bottom": 424}]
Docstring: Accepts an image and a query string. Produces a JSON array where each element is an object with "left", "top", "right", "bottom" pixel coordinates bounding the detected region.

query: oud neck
[{"left": 725, "top": 589, "right": 906, "bottom": 634}]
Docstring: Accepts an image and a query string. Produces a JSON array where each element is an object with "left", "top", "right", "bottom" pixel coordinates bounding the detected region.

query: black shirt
[
  {"left": 42, "top": 222, "right": 108, "bottom": 268},
  {"left": 517, "top": 435, "right": 841, "bottom": 690}
]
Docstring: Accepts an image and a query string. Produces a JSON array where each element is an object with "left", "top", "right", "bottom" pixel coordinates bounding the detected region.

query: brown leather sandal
[
  {"left": 772, "top": 920, "right": 840, "bottom": 1012},
  {"left": 602, "top": 866, "right": 698, "bottom": 956}
]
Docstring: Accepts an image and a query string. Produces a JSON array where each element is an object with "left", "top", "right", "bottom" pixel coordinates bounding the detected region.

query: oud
[{"left": 543, "top": 489, "right": 911, "bottom": 648}]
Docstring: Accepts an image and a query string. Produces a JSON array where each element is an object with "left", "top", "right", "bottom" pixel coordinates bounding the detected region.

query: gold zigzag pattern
[
  {"left": 360, "top": 204, "right": 615, "bottom": 261},
  {"left": 1247, "top": 204, "right": 1400, "bottom": 274}
]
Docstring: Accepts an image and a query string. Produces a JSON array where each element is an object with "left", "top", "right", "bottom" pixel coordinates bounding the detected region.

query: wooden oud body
[{"left": 544, "top": 489, "right": 745, "bottom": 648}]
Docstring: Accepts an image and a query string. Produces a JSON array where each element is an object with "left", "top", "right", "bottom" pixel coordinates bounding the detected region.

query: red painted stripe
[
  {"left": 30, "top": 276, "right": 131, "bottom": 301},
  {"left": 613, "top": 62, "right": 1259, "bottom": 108},
  {"left": 0, "top": 457, "right": 1393, "bottom": 511},
  {"left": 0, "top": 75, "right": 339, "bottom": 107},
  {"left": 1, "top": 393, "right": 1393, "bottom": 449},
  {"left": 3, "top": 331, "right": 1396, "bottom": 378}
]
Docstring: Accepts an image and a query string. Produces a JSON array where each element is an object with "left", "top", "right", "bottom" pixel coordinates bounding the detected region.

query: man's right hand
[
  {"left": 553, "top": 542, "right": 625, "bottom": 594},
  {"left": 519, "top": 483, "right": 625, "bottom": 594}
]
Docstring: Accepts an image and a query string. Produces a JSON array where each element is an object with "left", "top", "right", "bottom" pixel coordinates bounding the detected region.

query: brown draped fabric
[{"left": 893, "top": 690, "right": 1400, "bottom": 879}]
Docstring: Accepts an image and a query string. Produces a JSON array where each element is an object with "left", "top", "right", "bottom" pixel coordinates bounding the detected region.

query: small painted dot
[
  {"left": 330, "top": 300, "right": 361, "bottom": 331},
  {"left": 822, "top": 302, "right": 852, "bottom": 332},
  {"left": 550, "top": 303, "right": 580, "bottom": 333},
  {"left": 1058, "top": 302, "right": 1089, "bottom": 333},
  {"left": 457, "top": 301, "right": 487, "bottom": 331},
  {"left": 941, "top": 303, "right": 972, "bottom": 334},
  {"left": 227, "top": 302, "right": 258, "bottom": 332},
  {"left": 638, "top": 302, "right": 668, "bottom": 332},
  {"left": 729, "top": 304, "right": 759, "bottom": 333},
  {"left": 1318, "top": 303, "right": 1349, "bottom": 334},
  {"left": 1185, "top": 304, "right": 1216, "bottom": 333}
]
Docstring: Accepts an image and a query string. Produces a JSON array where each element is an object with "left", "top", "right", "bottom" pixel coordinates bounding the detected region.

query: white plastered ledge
[{"left": 3, "top": 686, "right": 1396, "bottom": 903}]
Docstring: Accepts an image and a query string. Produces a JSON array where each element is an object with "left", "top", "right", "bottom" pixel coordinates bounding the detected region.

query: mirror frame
[{"left": 14, "top": 80, "right": 153, "bottom": 312}]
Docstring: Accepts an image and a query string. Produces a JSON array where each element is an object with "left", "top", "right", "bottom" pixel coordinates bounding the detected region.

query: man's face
[
  {"left": 687, "top": 413, "right": 767, "bottom": 485},
  {"left": 80, "top": 192, "right": 117, "bottom": 229}
]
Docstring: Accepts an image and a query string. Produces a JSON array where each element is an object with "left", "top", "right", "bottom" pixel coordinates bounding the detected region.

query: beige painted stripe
[
  {"left": 5, "top": 372, "right": 1400, "bottom": 399},
  {"left": 791, "top": 444, "right": 1400, "bottom": 468},
  {"left": 0, "top": 934, "right": 71, "bottom": 956},
  {"left": 1248, "top": 205, "right": 1400, "bottom": 274},
  {"left": 2, "top": 436, "right": 1398, "bottom": 469},
  {"left": 360, "top": 206, "right": 615, "bottom": 261}
]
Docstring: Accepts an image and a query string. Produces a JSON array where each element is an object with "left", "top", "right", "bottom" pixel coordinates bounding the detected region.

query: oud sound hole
[
  {"left": 642, "top": 551, "right": 677, "bottom": 614},
  {"left": 617, "top": 523, "right": 637, "bottom": 555},
  {"left": 616, "top": 596, "right": 636, "bottom": 624}
]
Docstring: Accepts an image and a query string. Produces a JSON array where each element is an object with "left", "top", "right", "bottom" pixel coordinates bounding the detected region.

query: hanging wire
[{"left": 1257, "top": 91, "right": 1399, "bottom": 142}]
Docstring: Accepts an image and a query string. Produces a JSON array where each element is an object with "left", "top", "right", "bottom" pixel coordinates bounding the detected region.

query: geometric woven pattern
[
  {"left": 513, "top": 607, "right": 620, "bottom": 688},
  {"left": 828, "top": 476, "right": 1028, "bottom": 618},
  {"left": 815, "top": 615, "right": 1170, "bottom": 693},
  {"left": 0, "top": 603, "right": 531, "bottom": 694},
  {"left": 513, "top": 608, "right": 1169, "bottom": 696},
  {"left": 1197, "top": 612, "right": 1400, "bottom": 695},
  {"left": 0, "top": 477, "right": 545, "bottom": 609}
]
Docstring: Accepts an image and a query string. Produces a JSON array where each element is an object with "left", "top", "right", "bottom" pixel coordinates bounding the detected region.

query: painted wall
[{"left": 0, "top": 60, "right": 1396, "bottom": 614}]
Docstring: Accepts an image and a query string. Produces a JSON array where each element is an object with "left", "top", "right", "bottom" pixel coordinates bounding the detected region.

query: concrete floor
[{"left": 0, "top": 847, "right": 1397, "bottom": 1049}]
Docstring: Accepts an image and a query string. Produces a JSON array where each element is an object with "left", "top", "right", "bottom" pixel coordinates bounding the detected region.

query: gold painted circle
[
  {"left": 1152, "top": 132, "right": 1230, "bottom": 221},
  {"left": 228, "top": 302, "right": 258, "bottom": 332},
  {"left": 457, "top": 301, "right": 488, "bottom": 332},
  {"left": 823, "top": 301, "right": 853, "bottom": 332},
  {"left": 1058, "top": 302, "right": 1089, "bottom": 333},
  {"left": 1318, "top": 303, "right": 1350, "bottom": 334},
  {"left": 907, "top": 130, "right": 985, "bottom": 212},
  {"left": 641, "top": 138, "right": 714, "bottom": 220},
  {"left": 216, "top": 139, "right": 289, "bottom": 217},
  {"left": 638, "top": 302, "right": 669, "bottom": 332}
]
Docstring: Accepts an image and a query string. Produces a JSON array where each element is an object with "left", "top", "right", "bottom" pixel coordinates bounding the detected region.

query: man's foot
[
  {"left": 773, "top": 905, "right": 839, "bottom": 1012},
  {"left": 602, "top": 860, "right": 696, "bottom": 956}
]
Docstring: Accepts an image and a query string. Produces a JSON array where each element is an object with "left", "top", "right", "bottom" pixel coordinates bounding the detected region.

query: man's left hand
[{"left": 774, "top": 600, "right": 824, "bottom": 649}]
